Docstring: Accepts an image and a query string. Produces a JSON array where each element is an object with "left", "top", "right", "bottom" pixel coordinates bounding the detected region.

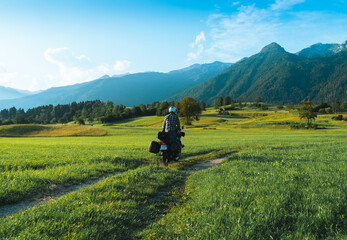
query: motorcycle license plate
[{"left": 160, "top": 145, "right": 167, "bottom": 150}]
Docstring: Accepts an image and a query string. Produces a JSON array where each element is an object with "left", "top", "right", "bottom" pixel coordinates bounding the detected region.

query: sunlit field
[{"left": 0, "top": 108, "right": 346, "bottom": 239}]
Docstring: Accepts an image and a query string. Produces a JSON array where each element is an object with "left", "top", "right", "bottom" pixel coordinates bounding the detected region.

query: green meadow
[{"left": 0, "top": 108, "right": 346, "bottom": 239}]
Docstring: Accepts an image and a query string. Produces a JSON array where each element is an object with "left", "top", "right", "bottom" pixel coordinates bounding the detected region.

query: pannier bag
[
  {"left": 149, "top": 141, "right": 160, "bottom": 153},
  {"left": 157, "top": 132, "right": 170, "bottom": 141}
]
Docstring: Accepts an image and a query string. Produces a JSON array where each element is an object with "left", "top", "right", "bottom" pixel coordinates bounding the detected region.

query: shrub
[
  {"left": 318, "top": 108, "right": 327, "bottom": 114},
  {"left": 2, "top": 119, "right": 14, "bottom": 125},
  {"left": 332, "top": 115, "right": 344, "bottom": 121},
  {"left": 290, "top": 122, "right": 318, "bottom": 129}
]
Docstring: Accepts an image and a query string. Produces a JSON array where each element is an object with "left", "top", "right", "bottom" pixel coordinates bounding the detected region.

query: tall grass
[{"left": 141, "top": 141, "right": 346, "bottom": 239}]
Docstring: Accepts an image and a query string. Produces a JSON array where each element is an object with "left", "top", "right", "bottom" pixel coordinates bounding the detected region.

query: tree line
[
  {"left": 0, "top": 97, "right": 205, "bottom": 125},
  {"left": 213, "top": 96, "right": 347, "bottom": 113}
]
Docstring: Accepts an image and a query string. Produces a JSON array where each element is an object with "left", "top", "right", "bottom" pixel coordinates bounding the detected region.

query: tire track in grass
[
  {"left": 0, "top": 172, "right": 121, "bottom": 217},
  {"left": 0, "top": 166, "right": 187, "bottom": 239},
  {"left": 0, "top": 151, "right": 235, "bottom": 218},
  {"left": 169, "top": 149, "right": 237, "bottom": 171}
]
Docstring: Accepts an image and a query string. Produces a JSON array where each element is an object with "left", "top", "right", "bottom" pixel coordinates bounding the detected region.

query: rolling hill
[
  {"left": 171, "top": 42, "right": 347, "bottom": 104},
  {"left": 0, "top": 61, "right": 231, "bottom": 110}
]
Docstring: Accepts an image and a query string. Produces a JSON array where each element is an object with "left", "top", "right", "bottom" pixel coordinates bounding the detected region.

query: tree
[
  {"left": 299, "top": 100, "right": 317, "bottom": 128},
  {"left": 199, "top": 100, "right": 206, "bottom": 111},
  {"left": 331, "top": 99, "right": 340, "bottom": 114},
  {"left": 156, "top": 101, "right": 169, "bottom": 116},
  {"left": 223, "top": 96, "right": 231, "bottom": 106},
  {"left": 59, "top": 116, "right": 68, "bottom": 124},
  {"left": 341, "top": 102, "right": 347, "bottom": 111},
  {"left": 14, "top": 114, "right": 28, "bottom": 124},
  {"left": 254, "top": 96, "right": 262, "bottom": 107},
  {"left": 9, "top": 107, "right": 17, "bottom": 118},
  {"left": 139, "top": 104, "right": 147, "bottom": 115},
  {"left": 214, "top": 97, "right": 223, "bottom": 109},
  {"left": 75, "top": 118, "right": 85, "bottom": 125},
  {"left": 179, "top": 97, "right": 201, "bottom": 125}
]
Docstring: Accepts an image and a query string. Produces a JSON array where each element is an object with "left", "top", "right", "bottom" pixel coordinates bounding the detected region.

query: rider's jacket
[{"left": 163, "top": 113, "right": 181, "bottom": 132}]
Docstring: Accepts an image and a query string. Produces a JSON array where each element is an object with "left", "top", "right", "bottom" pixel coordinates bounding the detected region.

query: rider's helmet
[{"left": 169, "top": 106, "right": 177, "bottom": 114}]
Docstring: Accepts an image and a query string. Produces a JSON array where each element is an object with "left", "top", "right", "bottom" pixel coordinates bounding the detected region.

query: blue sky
[{"left": 0, "top": 0, "right": 346, "bottom": 91}]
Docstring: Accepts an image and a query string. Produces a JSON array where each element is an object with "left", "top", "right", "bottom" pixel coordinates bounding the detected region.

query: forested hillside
[{"left": 171, "top": 43, "right": 347, "bottom": 104}]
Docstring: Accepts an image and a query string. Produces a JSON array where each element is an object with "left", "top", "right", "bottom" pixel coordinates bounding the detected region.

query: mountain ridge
[
  {"left": 0, "top": 62, "right": 232, "bottom": 110},
  {"left": 170, "top": 42, "right": 347, "bottom": 104},
  {"left": 296, "top": 41, "right": 347, "bottom": 58},
  {"left": 0, "top": 86, "right": 35, "bottom": 100}
]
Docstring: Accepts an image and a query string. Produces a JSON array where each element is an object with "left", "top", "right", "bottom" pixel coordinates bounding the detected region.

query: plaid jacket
[{"left": 163, "top": 113, "right": 181, "bottom": 132}]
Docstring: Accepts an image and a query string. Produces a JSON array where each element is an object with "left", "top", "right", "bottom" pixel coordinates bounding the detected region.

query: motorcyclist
[{"left": 162, "top": 106, "right": 181, "bottom": 155}]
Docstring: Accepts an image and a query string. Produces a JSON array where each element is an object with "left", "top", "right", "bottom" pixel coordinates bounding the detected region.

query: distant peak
[
  {"left": 296, "top": 40, "right": 347, "bottom": 58},
  {"left": 98, "top": 75, "right": 110, "bottom": 79},
  {"left": 260, "top": 42, "right": 286, "bottom": 53}
]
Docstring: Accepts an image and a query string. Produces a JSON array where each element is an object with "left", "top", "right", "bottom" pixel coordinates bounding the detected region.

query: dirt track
[{"left": 0, "top": 157, "right": 226, "bottom": 217}]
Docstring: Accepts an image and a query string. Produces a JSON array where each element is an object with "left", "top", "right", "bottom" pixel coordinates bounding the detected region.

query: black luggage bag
[
  {"left": 149, "top": 141, "right": 160, "bottom": 153},
  {"left": 157, "top": 132, "right": 170, "bottom": 141}
]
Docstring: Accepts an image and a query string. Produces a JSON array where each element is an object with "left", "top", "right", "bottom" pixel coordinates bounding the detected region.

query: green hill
[{"left": 171, "top": 42, "right": 347, "bottom": 104}]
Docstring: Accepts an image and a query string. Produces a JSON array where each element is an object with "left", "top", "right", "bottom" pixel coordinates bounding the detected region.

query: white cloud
[
  {"left": 271, "top": 0, "right": 305, "bottom": 10},
  {"left": 113, "top": 60, "right": 131, "bottom": 72},
  {"left": 205, "top": 4, "right": 278, "bottom": 61},
  {"left": 44, "top": 47, "right": 130, "bottom": 87},
  {"left": 187, "top": 31, "right": 206, "bottom": 61},
  {"left": 44, "top": 47, "right": 69, "bottom": 66},
  {"left": 203, "top": 0, "right": 347, "bottom": 62},
  {"left": 97, "top": 64, "right": 110, "bottom": 73},
  {"left": 0, "top": 62, "right": 19, "bottom": 87},
  {"left": 0, "top": 62, "right": 6, "bottom": 73},
  {"left": 76, "top": 55, "right": 91, "bottom": 62},
  {"left": 192, "top": 32, "right": 206, "bottom": 47}
]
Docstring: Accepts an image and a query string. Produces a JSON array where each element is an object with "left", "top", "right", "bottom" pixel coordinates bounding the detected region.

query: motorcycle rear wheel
[{"left": 162, "top": 152, "right": 169, "bottom": 166}]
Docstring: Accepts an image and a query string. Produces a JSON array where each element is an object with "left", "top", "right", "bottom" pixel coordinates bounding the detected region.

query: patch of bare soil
[{"left": 185, "top": 157, "right": 226, "bottom": 172}]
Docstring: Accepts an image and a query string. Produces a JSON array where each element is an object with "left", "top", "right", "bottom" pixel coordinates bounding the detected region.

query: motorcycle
[{"left": 149, "top": 129, "right": 185, "bottom": 166}]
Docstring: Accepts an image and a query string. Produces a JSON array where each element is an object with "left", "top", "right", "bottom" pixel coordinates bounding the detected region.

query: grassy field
[
  {"left": 0, "top": 109, "right": 346, "bottom": 239},
  {"left": 141, "top": 142, "right": 346, "bottom": 239}
]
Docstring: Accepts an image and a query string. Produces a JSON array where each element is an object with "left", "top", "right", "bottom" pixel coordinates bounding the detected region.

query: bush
[
  {"left": 218, "top": 109, "right": 230, "bottom": 115},
  {"left": 332, "top": 115, "right": 344, "bottom": 121},
  {"left": 318, "top": 108, "right": 327, "bottom": 114},
  {"left": 2, "top": 119, "right": 14, "bottom": 125},
  {"left": 290, "top": 122, "right": 318, "bottom": 129},
  {"left": 326, "top": 107, "right": 333, "bottom": 114}
]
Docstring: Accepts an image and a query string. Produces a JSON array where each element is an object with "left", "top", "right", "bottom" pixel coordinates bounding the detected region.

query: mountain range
[
  {"left": 0, "top": 61, "right": 231, "bottom": 109},
  {"left": 0, "top": 40, "right": 346, "bottom": 110},
  {"left": 171, "top": 42, "right": 347, "bottom": 104},
  {"left": 0, "top": 86, "right": 35, "bottom": 100},
  {"left": 296, "top": 41, "right": 347, "bottom": 58}
]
